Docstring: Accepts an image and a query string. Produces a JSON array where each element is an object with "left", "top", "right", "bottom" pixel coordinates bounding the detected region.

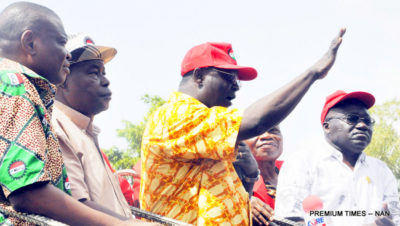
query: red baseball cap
[
  {"left": 321, "top": 90, "right": 375, "bottom": 124},
  {"left": 181, "top": 42, "right": 257, "bottom": 81}
]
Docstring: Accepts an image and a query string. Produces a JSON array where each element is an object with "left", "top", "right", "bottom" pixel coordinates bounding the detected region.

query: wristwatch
[{"left": 243, "top": 169, "right": 260, "bottom": 183}]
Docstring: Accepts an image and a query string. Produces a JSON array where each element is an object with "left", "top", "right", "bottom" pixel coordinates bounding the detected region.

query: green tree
[
  {"left": 365, "top": 99, "right": 400, "bottom": 184},
  {"left": 103, "top": 146, "right": 135, "bottom": 170},
  {"left": 104, "top": 94, "right": 166, "bottom": 170}
]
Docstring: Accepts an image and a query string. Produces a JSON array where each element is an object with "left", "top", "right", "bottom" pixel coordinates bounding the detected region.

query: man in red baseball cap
[
  {"left": 275, "top": 90, "right": 399, "bottom": 225},
  {"left": 141, "top": 29, "right": 346, "bottom": 225}
]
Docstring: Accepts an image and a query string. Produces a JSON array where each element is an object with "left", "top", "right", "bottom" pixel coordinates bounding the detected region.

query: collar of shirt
[
  {"left": 328, "top": 146, "right": 367, "bottom": 168},
  {"left": 54, "top": 100, "right": 100, "bottom": 136},
  {"left": 169, "top": 91, "right": 209, "bottom": 108},
  {"left": 0, "top": 57, "right": 56, "bottom": 110}
]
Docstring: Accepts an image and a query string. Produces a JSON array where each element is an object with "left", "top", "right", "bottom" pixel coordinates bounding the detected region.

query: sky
[{"left": 2, "top": 0, "right": 399, "bottom": 159}]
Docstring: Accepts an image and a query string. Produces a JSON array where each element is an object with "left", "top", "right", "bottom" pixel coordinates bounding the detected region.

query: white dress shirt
[{"left": 275, "top": 141, "right": 399, "bottom": 226}]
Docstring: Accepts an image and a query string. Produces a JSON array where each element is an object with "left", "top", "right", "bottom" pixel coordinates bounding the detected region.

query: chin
[
  {"left": 216, "top": 103, "right": 230, "bottom": 108},
  {"left": 59, "top": 75, "right": 68, "bottom": 85},
  {"left": 352, "top": 140, "right": 370, "bottom": 150},
  {"left": 223, "top": 101, "right": 232, "bottom": 107},
  {"left": 93, "top": 104, "right": 109, "bottom": 115},
  {"left": 257, "top": 157, "right": 276, "bottom": 162},
  {"left": 101, "top": 103, "right": 110, "bottom": 112},
  {"left": 256, "top": 153, "right": 276, "bottom": 161},
  {"left": 52, "top": 73, "right": 67, "bottom": 86},
  {"left": 349, "top": 145, "right": 367, "bottom": 154}
]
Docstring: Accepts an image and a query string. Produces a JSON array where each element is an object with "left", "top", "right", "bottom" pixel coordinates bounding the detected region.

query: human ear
[
  {"left": 20, "top": 30, "right": 36, "bottom": 56},
  {"left": 193, "top": 68, "right": 204, "bottom": 88},
  {"left": 322, "top": 122, "right": 330, "bottom": 133}
]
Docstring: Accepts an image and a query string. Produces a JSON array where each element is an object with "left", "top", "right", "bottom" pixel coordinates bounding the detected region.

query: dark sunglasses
[
  {"left": 326, "top": 114, "right": 375, "bottom": 127},
  {"left": 213, "top": 68, "right": 241, "bottom": 88}
]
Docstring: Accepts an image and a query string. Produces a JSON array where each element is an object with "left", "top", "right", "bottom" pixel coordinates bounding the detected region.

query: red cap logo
[
  {"left": 6, "top": 73, "right": 24, "bottom": 86},
  {"left": 228, "top": 49, "right": 236, "bottom": 61},
  {"left": 84, "top": 37, "right": 94, "bottom": 45},
  {"left": 65, "top": 177, "right": 70, "bottom": 190},
  {"left": 9, "top": 161, "right": 26, "bottom": 178}
]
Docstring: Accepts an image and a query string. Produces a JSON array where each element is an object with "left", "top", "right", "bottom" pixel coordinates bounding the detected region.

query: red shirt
[{"left": 253, "top": 160, "right": 283, "bottom": 209}]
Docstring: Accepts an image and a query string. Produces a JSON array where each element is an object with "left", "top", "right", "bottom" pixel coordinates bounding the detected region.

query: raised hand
[{"left": 309, "top": 28, "right": 346, "bottom": 80}]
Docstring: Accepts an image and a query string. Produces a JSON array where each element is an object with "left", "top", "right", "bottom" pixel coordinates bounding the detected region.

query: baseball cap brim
[
  {"left": 69, "top": 45, "right": 117, "bottom": 65},
  {"left": 95, "top": 45, "right": 117, "bottom": 64},
  {"left": 216, "top": 64, "right": 258, "bottom": 81}
]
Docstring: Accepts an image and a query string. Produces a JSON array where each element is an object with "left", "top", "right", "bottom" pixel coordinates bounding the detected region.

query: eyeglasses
[
  {"left": 212, "top": 68, "right": 241, "bottom": 88},
  {"left": 326, "top": 114, "right": 375, "bottom": 127}
]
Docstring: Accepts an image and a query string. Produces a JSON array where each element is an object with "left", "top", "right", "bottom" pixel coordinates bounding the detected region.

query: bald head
[
  {"left": 0, "top": 2, "right": 71, "bottom": 85},
  {"left": 0, "top": 2, "right": 59, "bottom": 54}
]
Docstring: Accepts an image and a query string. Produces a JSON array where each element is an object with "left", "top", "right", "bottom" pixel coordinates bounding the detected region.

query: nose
[
  {"left": 259, "top": 132, "right": 273, "bottom": 141},
  {"left": 100, "top": 75, "right": 110, "bottom": 87},
  {"left": 66, "top": 50, "right": 72, "bottom": 61},
  {"left": 355, "top": 120, "right": 370, "bottom": 131},
  {"left": 231, "top": 82, "right": 240, "bottom": 91}
]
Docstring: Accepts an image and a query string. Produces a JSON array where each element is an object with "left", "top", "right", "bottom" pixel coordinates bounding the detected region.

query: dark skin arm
[
  {"left": 9, "top": 183, "right": 157, "bottom": 225},
  {"left": 81, "top": 199, "right": 129, "bottom": 221},
  {"left": 238, "top": 28, "right": 346, "bottom": 141}
]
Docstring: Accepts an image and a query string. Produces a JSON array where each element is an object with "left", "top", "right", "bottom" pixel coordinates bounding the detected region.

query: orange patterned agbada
[{"left": 140, "top": 91, "right": 250, "bottom": 225}]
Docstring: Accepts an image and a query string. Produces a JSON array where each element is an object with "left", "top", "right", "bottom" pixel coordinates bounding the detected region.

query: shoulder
[
  {"left": 51, "top": 106, "right": 67, "bottom": 134},
  {"left": 365, "top": 155, "right": 387, "bottom": 166},
  {"left": 364, "top": 155, "right": 393, "bottom": 173},
  {"left": 0, "top": 73, "right": 38, "bottom": 121},
  {"left": 0, "top": 70, "right": 34, "bottom": 97},
  {"left": 51, "top": 106, "right": 81, "bottom": 146},
  {"left": 209, "top": 106, "right": 243, "bottom": 120},
  {"left": 149, "top": 94, "right": 241, "bottom": 125}
]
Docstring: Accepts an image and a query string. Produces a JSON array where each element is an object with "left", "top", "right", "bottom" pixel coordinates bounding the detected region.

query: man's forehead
[
  {"left": 74, "top": 59, "right": 105, "bottom": 70},
  {"left": 39, "top": 17, "right": 66, "bottom": 37},
  {"left": 86, "top": 60, "right": 105, "bottom": 69}
]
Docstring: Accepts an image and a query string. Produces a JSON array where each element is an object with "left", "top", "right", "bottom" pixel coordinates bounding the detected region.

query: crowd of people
[{"left": 0, "top": 2, "right": 398, "bottom": 226}]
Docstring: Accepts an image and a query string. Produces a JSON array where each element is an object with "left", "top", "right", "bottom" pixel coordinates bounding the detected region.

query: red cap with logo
[
  {"left": 181, "top": 42, "right": 257, "bottom": 81},
  {"left": 320, "top": 90, "right": 375, "bottom": 124}
]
